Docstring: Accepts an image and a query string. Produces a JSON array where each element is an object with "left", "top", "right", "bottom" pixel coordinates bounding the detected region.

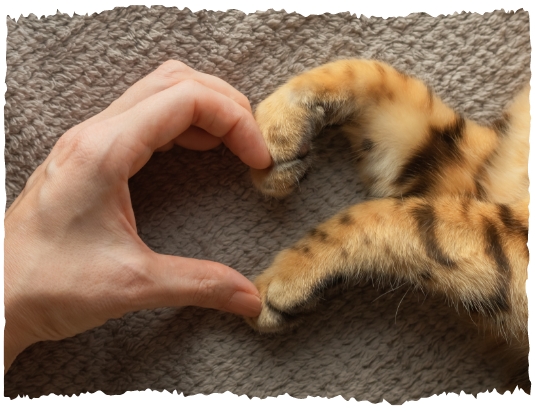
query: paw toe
[
  {"left": 251, "top": 157, "right": 311, "bottom": 198},
  {"left": 245, "top": 299, "right": 299, "bottom": 333}
]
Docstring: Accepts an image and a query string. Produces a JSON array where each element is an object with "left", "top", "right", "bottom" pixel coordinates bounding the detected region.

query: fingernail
[{"left": 227, "top": 291, "right": 262, "bottom": 317}]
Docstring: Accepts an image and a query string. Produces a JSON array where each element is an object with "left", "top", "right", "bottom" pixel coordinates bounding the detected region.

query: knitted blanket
[{"left": 4, "top": 6, "right": 531, "bottom": 403}]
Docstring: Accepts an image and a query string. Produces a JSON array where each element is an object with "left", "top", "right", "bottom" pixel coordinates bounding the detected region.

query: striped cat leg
[
  {"left": 246, "top": 196, "right": 528, "bottom": 343},
  {"left": 251, "top": 59, "right": 507, "bottom": 200},
  {"left": 250, "top": 59, "right": 435, "bottom": 198},
  {"left": 252, "top": 60, "right": 459, "bottom": 197}
]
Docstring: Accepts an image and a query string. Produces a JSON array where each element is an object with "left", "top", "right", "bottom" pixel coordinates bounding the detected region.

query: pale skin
[{"left": 4, "top": 60, "right": 272, "bottom": 373}]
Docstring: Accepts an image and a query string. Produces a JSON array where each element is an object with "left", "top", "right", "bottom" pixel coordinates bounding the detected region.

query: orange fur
[{"left": 246, "top": 59, "right": 530, "bottom": 391}]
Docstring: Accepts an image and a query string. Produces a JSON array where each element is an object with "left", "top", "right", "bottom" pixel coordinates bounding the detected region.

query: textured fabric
[{"left": 4, "top": 6, "right": 531, "bottom": 403}]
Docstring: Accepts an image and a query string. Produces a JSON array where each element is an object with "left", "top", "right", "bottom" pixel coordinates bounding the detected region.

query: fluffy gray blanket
[{"left": 4, "top": 6, "right": 531, "bottom": 403}]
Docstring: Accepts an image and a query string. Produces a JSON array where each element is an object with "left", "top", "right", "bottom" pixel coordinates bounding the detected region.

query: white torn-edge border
[
  {"left": 1, "top": 0, "right": 533, "bottom": 410},
  {"left": 0, "top": 1, "right": 533, "bottom": 19}
]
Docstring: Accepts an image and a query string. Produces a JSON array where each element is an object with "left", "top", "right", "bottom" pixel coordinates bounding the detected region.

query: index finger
[
  {"left": 92, "top": 79, "right": 271, "bottom": 177},
  {"left": 68, "top": 60, "right": 253, "bottom": 137}
]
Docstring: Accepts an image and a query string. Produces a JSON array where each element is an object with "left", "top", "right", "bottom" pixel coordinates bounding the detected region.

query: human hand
[{"left": 4, "top": 61, "right": 271, "bottom": 373}]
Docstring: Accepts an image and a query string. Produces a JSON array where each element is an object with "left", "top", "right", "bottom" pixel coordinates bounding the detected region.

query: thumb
[{"left": 141, "top": 253, "right": 262, "bottom": 317}]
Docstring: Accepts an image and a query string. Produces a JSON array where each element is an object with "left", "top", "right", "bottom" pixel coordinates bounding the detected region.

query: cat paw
[
  {"left": 250, "top": 154, "right": 312, "bottom": 199},
  {"left": 244, "top": 247, "right": 345, "bottom": 333},
  {"left": 244, "top": 263, "right": 308, "bottom": 333},
  {"left": 250, "top": 89, "right": 322, "bottom": 198}
]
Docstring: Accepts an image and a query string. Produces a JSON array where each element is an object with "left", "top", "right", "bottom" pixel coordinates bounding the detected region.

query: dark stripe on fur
[
  {"left": 432, "top": 115, "right": 466, "bottom": 149},
  {"left": 472, "top": 149, "right": 498, "bottom": 199},
  {"left": 490, "top": 293, "right": 510, "bottom": 312},
  {"left": 485, "top": 219, "right": 512, "bottom": 274},
  {"left": 309, "top": 228, "right": 329, "bottom": 242},
  {"left": 463, "top": 295, "right": 509, "bottom": 315},
  {"left": 498, "top": 204, "right": 528, "bottom": 240},
  {"left": 339, "top": 212, "right": 354, "bottom": 225},
  {"left": 492, "top": 113, "right": 510, "bottom": 137},
  {"left": 483, "top": 218, "right": 511, "bottom": 312},
  {"left": 419, "top": 271, "right": 433, "bottom": 281},
  {"left": 474, "top": 179, "right": 487, "bottom": 200},
  {"left": 411, "top": 203, "right": 457, "bottom": 268},
  {"left": 396, "top": 116, "right": 466, "bottom": 196},
  {"left": 361, "top": 138, "right": 375, "bottom": 152},
  {"left": 291, "top": 243, "right": 311, "bottom": 254},
  {"left": 460, "top": 197, "right": 471, "bottom": 219}
]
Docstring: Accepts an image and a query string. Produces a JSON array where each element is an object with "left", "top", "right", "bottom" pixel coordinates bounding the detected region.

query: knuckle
[
  {"left": 115, "top": 254, "right": 155, "bottom": 310},
  {"left": 194, "top": 276, "right": 219, "bottom": 304},
  {"left": 54, "top": 131, "right": 73, "bottom": 149},
  {"left": 236, "top": 94, "right": 252, "bottom": 111},
  {"left": 156, "top": 60, "right": 191, "bottom": 78},
  {"left": 49, "top": 125, "right": 114, "bottom": 179},
  {"left": 23, "top": 163, "right": 45, "bottom": 192},
  {"left": 176, "top": 78, "right": 200, "bottom": 91},
  {"left": 193, "top": 264, "right": 228, "bottom": 307},
  {"left": 62, "top": 127, "right": 99, "bottom": 164}
]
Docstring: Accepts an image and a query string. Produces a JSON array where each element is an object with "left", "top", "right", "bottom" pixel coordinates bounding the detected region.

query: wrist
[
  {"left": 4, "top": 217, "right": 40, "bottom": 374},
  {"left": 4, "top": 283, "right": 40, "bottom": 374},
  {"left": 3, "top": 300, "right": 38, "bottom": 374},
  {"left": 4, "top": 323, "right": 31, "bottom": 374}
]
